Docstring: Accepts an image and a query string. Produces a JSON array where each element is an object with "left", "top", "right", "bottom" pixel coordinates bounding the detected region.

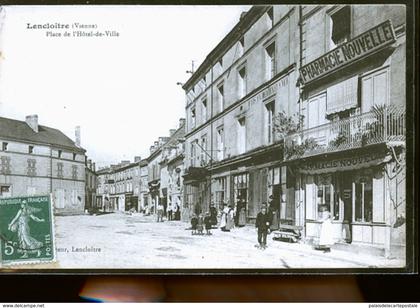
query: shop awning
[{"left": 326, "top": 75, "right": 358, "bottom": 115}]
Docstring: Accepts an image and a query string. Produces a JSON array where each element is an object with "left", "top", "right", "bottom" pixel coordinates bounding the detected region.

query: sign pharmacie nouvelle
[{"left": 299, "top": 20, "right": 396, "bottom": 85}]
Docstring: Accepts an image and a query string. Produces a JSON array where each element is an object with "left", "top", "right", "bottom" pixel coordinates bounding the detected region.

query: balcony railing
[{"left": 284, "top": 105, "right": 405, "bottom": 160}]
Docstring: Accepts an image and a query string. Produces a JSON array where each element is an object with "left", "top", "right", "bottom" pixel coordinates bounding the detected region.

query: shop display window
[{"left": 355, "top": 176, "right": 373, "bottom": 222}]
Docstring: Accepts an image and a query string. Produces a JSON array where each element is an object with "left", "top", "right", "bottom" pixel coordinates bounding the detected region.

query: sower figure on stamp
[
  {"left": 8, "top": 200, "right": 45, "bottom": 258},
  {"left": 255, "top": 206, "right": 271, "bottom": 250}
]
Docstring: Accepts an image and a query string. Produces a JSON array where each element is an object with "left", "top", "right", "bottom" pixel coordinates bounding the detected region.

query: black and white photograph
[{"left": 0, "top": 3, "right": 415, "bottom": 272}]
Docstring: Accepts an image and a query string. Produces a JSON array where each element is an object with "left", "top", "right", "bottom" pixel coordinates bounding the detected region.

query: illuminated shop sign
[{"left": 299, "top": 20, "right": 396, "bottom": 85}]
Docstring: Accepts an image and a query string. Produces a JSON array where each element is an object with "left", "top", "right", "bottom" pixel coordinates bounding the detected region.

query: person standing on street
[
  {"left": 255, "top": 206, "right": 271, "bottom": 249},
  {"left": 167, "top": 203, "right": 173, "bottom": 221},
  {"left": 157, "top": 202, "right": 164, "bottom": 222}
]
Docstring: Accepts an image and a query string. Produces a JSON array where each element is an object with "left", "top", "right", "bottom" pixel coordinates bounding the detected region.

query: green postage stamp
[{"left": 0, "top": 195, "right": 55, "bottom": 265}]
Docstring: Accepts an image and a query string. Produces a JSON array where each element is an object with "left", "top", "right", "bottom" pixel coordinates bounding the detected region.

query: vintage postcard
[{"left": 0, "top": 3, "right": 415, "bottom": 272}]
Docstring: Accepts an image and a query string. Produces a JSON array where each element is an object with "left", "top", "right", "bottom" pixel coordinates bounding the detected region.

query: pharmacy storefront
[{"left": 294, "top": 147, "right": 404, "bottom": 256}]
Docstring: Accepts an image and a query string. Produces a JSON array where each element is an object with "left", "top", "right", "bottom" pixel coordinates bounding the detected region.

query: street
[{"left": 26, "top": 213, "right": 405, "bottom": 269}]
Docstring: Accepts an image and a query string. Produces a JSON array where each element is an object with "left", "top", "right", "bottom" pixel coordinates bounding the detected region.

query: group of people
[{"left": 188, "top": 195, "right": 335, "bottom": 252}]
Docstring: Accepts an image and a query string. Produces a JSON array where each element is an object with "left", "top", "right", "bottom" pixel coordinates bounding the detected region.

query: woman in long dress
[
  {"left": 220, "top": 204, "right": 228, "bottom": 231},
  {"left": 318, "top": 208, "right": 334, "bottom": 253},
  {"left": 8, "top": 200, "right": 45, "bottom": 258},
  {"left": 225, "top": 206, "right": 235, "bottom": 231}
]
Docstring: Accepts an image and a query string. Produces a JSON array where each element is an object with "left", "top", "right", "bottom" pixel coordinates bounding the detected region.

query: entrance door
[{"left": 342, "top": 174, "right": 353, "bottom": 243}]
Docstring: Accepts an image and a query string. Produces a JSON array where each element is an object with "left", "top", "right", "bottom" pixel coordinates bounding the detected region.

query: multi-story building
[
  {"left": 85, "top": 159, "right": 97, "bottom": 213},
  {"left": 0, "top": 114, "right": 86, "bottom": 215},
  {"left": 182, "top": 6, "right": 300, "bottom": 221},
  {"left": 96, "top": 166, "right": 113, "bottom": 212},
  {"left": 138, "top": 158, "right": 149, "bottom": 212},
  {"left": 96, "top": 158, "right": 142, "bottom": 212},
  {"left": 286, "top": 5, "right": 406, "bottom": 258},
  {"left": 181, "top": 5, "right": 406, "bottom": 258},
  {"left": 146, "top": 119, "right": 185, "bottom": 215},
  {"left": 158, "top": 119, "right": 185, "bottom": 220}
]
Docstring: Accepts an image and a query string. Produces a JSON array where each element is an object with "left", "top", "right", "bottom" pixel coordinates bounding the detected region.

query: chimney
[
  {"left": 88, "top": 159, "right": 92, "bottom": 169},
  {"left": 240, "top": 11, "right": 247, "bottom": 20},
  {"left": 75, "top": 126, "right": 81, "bottom": 147},
  {"left": 169, "top": 129, "right": 176, "bottom": 136},
  {"left": 92, "top": 162, "right": 96, "bottom": 172},
  {"left": 25, "top": 115, "right": 39, "bottom": 133},
  {"left": 179, "top": 118, "right": 186, "bottom": 128},
  {"left": 154, "top": 141, "right": 159, "bottom": 147},
  {"left": 134, "top": 156, "right": 141, "bottom": 162},
  {"left": 121, "top": 160, "right": 130, "bottom": 165},
  {"left": 150, "top": 145, "right": 155, "bottom": 153}
]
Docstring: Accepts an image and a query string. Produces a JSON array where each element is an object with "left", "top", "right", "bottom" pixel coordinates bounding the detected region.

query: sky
[{"left": 0, "top": 5, "right": 250, "bottom": 167}]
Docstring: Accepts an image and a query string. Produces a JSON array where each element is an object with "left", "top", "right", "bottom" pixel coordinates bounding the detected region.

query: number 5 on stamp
[{"left": 0, "top": 195, "right": 55, "bottom": 265}]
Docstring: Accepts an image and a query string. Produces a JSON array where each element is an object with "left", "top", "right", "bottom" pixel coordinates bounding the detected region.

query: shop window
[
  {"left": 355, "top": 177, "right": 373, "bottom": 223},
  {"left": 315, "top": 174, "right": 334, "bottom": 220},
  {"left": 328, "top": 6, "right": 351, "bottom": 50},
  {"left": 214, "top": 177, "right": 226, "bottom": 210},
  {"left": 233, "top": 173, "right": 249, "bottom": 215}
]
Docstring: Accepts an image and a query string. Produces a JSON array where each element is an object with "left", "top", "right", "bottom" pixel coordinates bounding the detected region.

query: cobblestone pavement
[{"left": 19, "top": 213, "right": 405, "bottom": 269}]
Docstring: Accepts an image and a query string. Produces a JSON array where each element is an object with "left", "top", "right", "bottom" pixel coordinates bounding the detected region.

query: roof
[
  {"left": 0, "top": 116, "right": 85, "bottom": 153},
  {"left": 146, "top": 122, "right": 185, "bottom": 162},
  {"left": 182, "top": 6, "right": 269, "bottom": 91}
]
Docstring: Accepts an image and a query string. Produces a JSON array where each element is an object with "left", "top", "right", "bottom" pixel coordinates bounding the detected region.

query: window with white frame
[
  {"left": 200, "top": 134, "right": 207, "bottom": 166},
  {"left": 201, "top": 97, "right": 208, "bottom": 122},
  {"left": 265, "top": 101, "right": 275, "bottom": 144},
  {"left": 238, "top": 64, "right": 247, "bottom": 99},
  {"left": 237, "top": 117, "right": 246, "bottom": 154},
  {"left": 55, "top": 189, "right": 65, "bottom": 208},
  {"left": 265, "top": 42, "right": 276, "bottom": 80},
  {"left": 216, "top": 127, "right": 224, "bottom": 161},
  {"left": 217, "top": 83, "right": 224, "bottom": 112},
  {"left": 190, "top": 107, "right": 196, "bottom": 129}
]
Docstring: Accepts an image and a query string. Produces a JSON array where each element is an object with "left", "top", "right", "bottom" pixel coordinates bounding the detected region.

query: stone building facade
[
  {"left": 181, "top": 4, "right": 406, "bottom": 258},
  {"left": 182, "top": 6, "right": 300, "bottom": 222},
  {"left": 0, "top": 115, "right": 86, "bottom": 215}
]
